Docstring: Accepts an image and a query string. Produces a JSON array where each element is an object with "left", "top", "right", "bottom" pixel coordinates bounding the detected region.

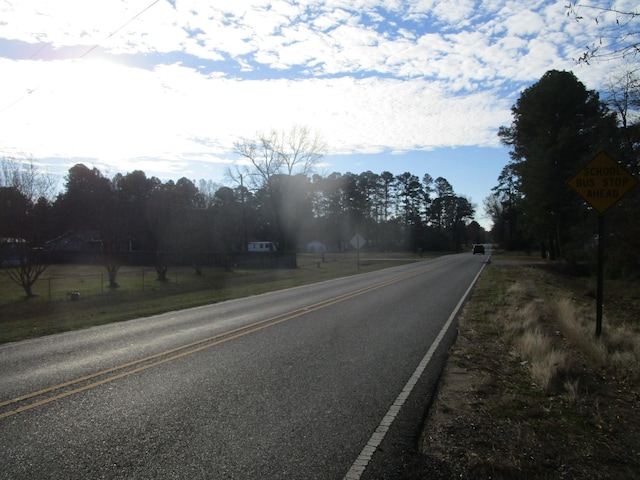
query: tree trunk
[
  {"left": 107, "top": 264, "right": 119, "bottom": 288},
  {"left": 156, "top": 265, "right": 168, "bottom": 281},
  {"left": 548, "top": 234, "right": 557, "bottom": 261}
]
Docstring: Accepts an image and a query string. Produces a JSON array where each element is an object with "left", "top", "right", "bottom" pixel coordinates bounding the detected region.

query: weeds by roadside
[
  {"left": 420, "top": 262, "right": 640, "bottom": 479},
  {"left": 554, "top": 297, "right": 640, "bottom": 382}
]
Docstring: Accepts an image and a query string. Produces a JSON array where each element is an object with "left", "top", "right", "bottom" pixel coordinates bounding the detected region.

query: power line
[
  {"left": 0, "top": 0, "right": 163, "bottom": 114},
  {"left": 80, "top": 0, "right": 162, "bottom": 60}
]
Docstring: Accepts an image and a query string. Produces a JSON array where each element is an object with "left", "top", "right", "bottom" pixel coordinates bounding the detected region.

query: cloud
[
  {"left": 0, "top": 0, "right": 633, "bottom": 179},
  {"left": 0, "top": 54, "right": 511, "bottom": 165}
]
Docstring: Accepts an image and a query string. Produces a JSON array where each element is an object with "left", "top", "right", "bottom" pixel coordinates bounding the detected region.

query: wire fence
[
  {"left": 1, "top": 251, "right": 381, "bottom": 304},
  {"left": 21, "top": 266, "right": 203, "bottom": 303},
  {"left": 37, "top": 268, "right": 167, "bottom": 302}
]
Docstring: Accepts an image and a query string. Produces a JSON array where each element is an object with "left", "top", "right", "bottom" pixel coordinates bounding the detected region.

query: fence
[
  {"left": 26, "top": 266, "right": 211, "bottom": 303},
  {"left": 2, "top": 251, "right": 296, "bottom": 303},
  {"left": 46, "top": 250, "right": 297, "bottom": 269},
  {"left": 26, "top": 252, "right": 296, "bottom": 303},
  {"left": 40, "top": 268, "right": 151, "bottom": 302}
]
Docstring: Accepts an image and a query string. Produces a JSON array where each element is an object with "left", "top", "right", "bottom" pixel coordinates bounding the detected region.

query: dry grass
[
  {"left": 504, "top": 298, "right": 547, "bottom": 336},
  {"left": 562, "top": 378, "right": 581, "bottom": 404},
  {"left": 500, "top": 281, "right": 570, "bottom": 394},
  {"left": 510, "top": 320, "right": 569, "bottom": 394},
  {"left": 554, "top": 297, "right": 640, "bottom": 382},
  {"left": 420, "top": 263, "right": 640, "bottom": 479},
  {"left": 499, "top": 274, "right": 640, "bottom": 394},
  {"left": 506, "top": 278, "right": 538, "bottom": 300},
  {"left": 554, "top": 298, "right": 607, "bottom": 365},
  {"left": 499, "top": 275, "right": 640, "bottom": 395}
]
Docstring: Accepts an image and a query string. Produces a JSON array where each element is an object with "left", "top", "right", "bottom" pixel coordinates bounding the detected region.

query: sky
[{"left": 0, "top": 0, "right": 636, "bottom": 229}]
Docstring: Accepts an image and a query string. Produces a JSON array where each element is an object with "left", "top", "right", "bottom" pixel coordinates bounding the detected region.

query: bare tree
[
  {"left": 0, "top": 158, "right": 55, "bottom": 297},
  {"left": 197, "top": 178, "right": 223, "bottom": 208},
  {"left": 1, "top": 156, "right": 57, "bottom": 201},
  {"left": 233, "top": 130, "right": 282, "bottom": 187},
  {"left": 233, "top": 124, "right": 326, "bottom": 186},
  {"left": 223, "top": 165, "right": 252, "bottom": 252},
  {"left": 232, "top": 125, "right": 326, "bottom": 253},
  {"left": 566, "top": 3, "right": 640, "bottom": 64},
  {"left": 223, "top": 163, "right": 250, "bottom": 189},
  {"left": 2, "top": 242, "right": 50, "bottom": 298},
  {"left": 603, "top": 68, "right": 640, "bottom": 131},
  {"left": 278, "top": 125, "right": 327, "bottom": 176},
  {"left": 1, "top": 157, "right": 56, "bottom": 297}
]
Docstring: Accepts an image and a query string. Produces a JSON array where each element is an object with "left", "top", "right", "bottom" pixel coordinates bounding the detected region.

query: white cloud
[
  {"left": 0, "top": 54, "right": 510, "bottom": 165},
  {"left": 0, "top": 0, "right": 633, "bottom": 182}
]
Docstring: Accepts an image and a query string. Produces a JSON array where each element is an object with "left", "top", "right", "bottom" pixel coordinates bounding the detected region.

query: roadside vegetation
[{"left": 421, "top": 254, "right": 640, "bottom": 479}]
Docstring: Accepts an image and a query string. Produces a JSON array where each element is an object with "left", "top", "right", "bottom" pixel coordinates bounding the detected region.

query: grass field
[{"left": 0, "top": 252, "right": 424, "bottom": 344}]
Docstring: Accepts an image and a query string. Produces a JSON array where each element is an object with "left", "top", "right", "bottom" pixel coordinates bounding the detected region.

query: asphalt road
[{"left": 0, "top": 253, "right": 487, "bottom": 479}]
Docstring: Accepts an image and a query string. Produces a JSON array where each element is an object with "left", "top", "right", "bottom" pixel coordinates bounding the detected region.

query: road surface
[{"left": 0, "top": 253, "right": 487, "bottom": 479}]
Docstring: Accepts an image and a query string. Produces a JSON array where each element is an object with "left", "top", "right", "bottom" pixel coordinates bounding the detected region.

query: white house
[
  {"left": 247, "top": 241, "right": 277, "bottom": 252},
  {"left": 306, "top": 241, "right": 326, "bottom": 253}
]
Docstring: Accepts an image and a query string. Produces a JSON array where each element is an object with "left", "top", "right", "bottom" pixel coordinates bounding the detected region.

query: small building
[
  {"left": 247, "top": 241, "right": 277, "bottom": 252},
  {"left": 44, "top": 231, "right": 134, "bottom": 264},
  {"left": 306, "top": 241, "right": 326, "bottom": 253},
  {"left": 45, "top": 231, "right": 103, "bottom": 253}
]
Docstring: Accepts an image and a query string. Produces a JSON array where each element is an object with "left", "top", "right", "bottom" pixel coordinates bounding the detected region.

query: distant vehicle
[{"left": 472, "top": 244, "right": 485, "bottom": 255}]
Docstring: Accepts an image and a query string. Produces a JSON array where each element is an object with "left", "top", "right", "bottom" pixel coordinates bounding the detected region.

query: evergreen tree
[{"left": 498, "top": 70, "right": 617, "bottom": 259}]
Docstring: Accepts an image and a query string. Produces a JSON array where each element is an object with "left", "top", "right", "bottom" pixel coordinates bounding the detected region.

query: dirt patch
[{"left": 418, "top": 263, "right": 640, "bottom": 479}]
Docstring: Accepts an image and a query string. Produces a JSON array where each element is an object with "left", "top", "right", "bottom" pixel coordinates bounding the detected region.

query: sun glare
[
  {"left": 51, "top": 58, "right": 129, "bottom": 108},
  {"left": 34, "top": 58, "right": 161, "bottom": 158}
]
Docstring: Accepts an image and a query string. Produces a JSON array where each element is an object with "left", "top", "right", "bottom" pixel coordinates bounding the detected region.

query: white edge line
[{"left": 343, "top": 258, "right": 489, "bottom": 480}]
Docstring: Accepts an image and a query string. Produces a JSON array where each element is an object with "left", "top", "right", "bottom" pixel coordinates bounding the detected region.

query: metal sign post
[
  {"left": 350, "top": 233, "right": 366, "bottom": 270},
  {"left": 567, "top": 151, "right": 638, "bottom": 337},
  {"left": 595, "top": 214, "right": 605, "bottom": 337}
]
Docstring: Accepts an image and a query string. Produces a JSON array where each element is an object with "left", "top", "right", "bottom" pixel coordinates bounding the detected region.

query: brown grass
[
  {"left": 554, "top": 297, "right": 640, "bottom": 382},
  {"left": 498, "top": 275, "right": 640, "bottom": 394},
  {"left": 554, "top": 298, "right": 607, "bottom": 366},
  {"left": 420, "top": 263, "right": 640, "bottom": 479},
  {"left": 500, "top": 281, "right": 571, "bottom": 394}
]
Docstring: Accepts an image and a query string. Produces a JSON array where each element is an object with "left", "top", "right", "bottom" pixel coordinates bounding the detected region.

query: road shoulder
[{"left": 418, "top": 263, "right": 640, "bottom": 479}]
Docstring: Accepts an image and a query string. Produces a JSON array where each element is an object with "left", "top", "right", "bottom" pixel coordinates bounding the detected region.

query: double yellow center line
[{"left": 1, "top": 266, "right": 432, "bottom": 420}]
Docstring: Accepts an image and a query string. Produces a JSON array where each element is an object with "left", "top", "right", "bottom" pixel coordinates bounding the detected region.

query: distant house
[
  {"left": 247, "top": 241, "right": 277, "bottom": 252},
  {"left": 306, "top": 241, "right": 326, "bottom": 253},
  {"left": 44, "top": 231, "right": 135, "bottom": 263},
  {"left": 45, "top": 231, "right": 103, "bottom": 253}
]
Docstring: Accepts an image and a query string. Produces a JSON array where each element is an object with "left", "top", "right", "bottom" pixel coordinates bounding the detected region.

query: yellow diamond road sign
[{"left": 567, "top": 151, "right": 638, "bottom": 214}]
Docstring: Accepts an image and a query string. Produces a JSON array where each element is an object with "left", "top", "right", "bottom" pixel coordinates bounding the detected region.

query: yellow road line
[{"left": 1, "top": 265, "right": 434, "bottom": 420}]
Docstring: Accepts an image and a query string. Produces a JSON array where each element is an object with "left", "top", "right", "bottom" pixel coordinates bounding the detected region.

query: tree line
[
  {"left": 486, "top": 68, "right": 640, "bottom": 276},
  {"left": 1, "top": 150, "right": 484, "bottom": 297}
]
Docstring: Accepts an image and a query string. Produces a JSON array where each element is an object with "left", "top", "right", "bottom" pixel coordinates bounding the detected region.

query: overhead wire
[
  {"left": 0, "top": 0, "right": 163, "bottom": 114},
  {"left": 79, "top": 0, "right": 161, "bottom": 60}
]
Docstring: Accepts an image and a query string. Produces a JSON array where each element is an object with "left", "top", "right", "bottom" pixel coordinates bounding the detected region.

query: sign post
[
  {"left": 595, "top": 215, "right": 605, "bottom": 337},
  {"left": 350, "top": 233, "right": 366, "bottom": 270},
  {"left": 567, "top": 151, "right": 638, "bottom": 337}
]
